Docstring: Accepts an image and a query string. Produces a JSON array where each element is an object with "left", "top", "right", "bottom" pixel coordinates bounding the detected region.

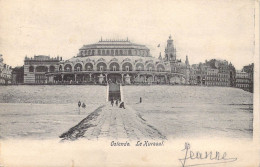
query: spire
[
  {"left": 185, "top": 55, "right": 189, "bottom": 66},
  {"left": 169, "top": 34, "right": 172, "bottom": 40}
]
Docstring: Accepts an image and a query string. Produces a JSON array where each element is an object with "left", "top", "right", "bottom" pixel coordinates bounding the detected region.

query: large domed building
[{"left": 24, "top": 36, "right": 190, "bottom": 84}]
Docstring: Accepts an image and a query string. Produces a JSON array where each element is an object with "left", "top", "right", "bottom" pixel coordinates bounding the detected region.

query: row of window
[
  {"left": 65, "top": 65, "right": 164, "bottom": 72},
  {"left": 189, "top": 77, "right": 229, "bottom": 82},
  {"left": 236, "top": 76, "right": 249, "bottom": 79},
  {"left": 205, "top": 82, "right": 229, "bottom": 86},
  {"left": 62, "top": 63, "right": 165, "bottom": 72},
  {"left": 80, "top": 49, "right": 148, "bottom": 56},
  {"left": 236, "top": 79, "right": 251, "bottom": 83},
  {"left": 236, "top": 84, "right": 250, "bottom": 88},
  {"left": 205, "top": 77, "right": 229, "bottom": 82},
  {"left": 28, "top": 66, "right": 55, "bottom": 72}
]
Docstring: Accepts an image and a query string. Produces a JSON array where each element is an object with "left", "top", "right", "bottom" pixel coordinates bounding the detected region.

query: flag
[{"left": 157, "top": 44, "right": 160, "bottom": 47}]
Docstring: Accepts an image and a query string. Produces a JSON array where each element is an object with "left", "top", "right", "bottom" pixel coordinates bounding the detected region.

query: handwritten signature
[{"left": 179, "top": 142, "right": 237, "bottom": 167}]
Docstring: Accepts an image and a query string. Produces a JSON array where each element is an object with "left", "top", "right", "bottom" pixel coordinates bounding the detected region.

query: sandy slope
[{"left": 60, "top": 103, "right": 166, "bottom": 141}]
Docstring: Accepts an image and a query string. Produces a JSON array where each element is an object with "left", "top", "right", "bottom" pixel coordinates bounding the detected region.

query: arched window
[
  {"left": 119, "top": 50, "right": 123, "bottom": 55},
  {"left": 122, "top": 62, "right": 133, "bottom": 71},
  {"left": 49, "top": 66, "right": 55, "bottom": 72},
  {"left": 96, "top": 62, "right": 107, "bottom": 71},
  {"left": 111, "top": 50, "right": 114, "bottom": 55},
  {"left": 157, "top": 64, "right": 165, "bottom": 72},
  {"left": 98, "top": 50, "right": 101, "bottom": 55},
  {"left": 109, "top": 62, "right": 120, "bottom": 71},
  {"left": 88, "top": 50, "right": 91, "bottom": 55},
  {"left": 128, "top": 50, "right": 132, "bottom": 55},
  {"left": 85, "top": 63, "right": 93, "bottom": 71},
  {"left": 115, "top": 50, "right": 118, "bottom": 55},
  {"left": 64, "top": 64, "right": 72, "bottom": 72},
  {"left": 74, "top": 63, "right": 82, "bottom": 71},
  {"left": 102, "top": 50, "right": 105, "bottom": 55},
  {"left": 146, "top": 63, "right": 155, "bottom": 71},
  {"left": 29, "top": 66, "right": 34, "bottom": 72},
  {"left": 136, "top": 63, "right": 144, "bottom": 71},
  {"left": 106, "top": 50, "right": 110, "bottom": 55}
]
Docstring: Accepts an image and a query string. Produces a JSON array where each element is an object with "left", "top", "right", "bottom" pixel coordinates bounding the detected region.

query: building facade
[
  {"left": 235, "top": 70, "right": 251, "bottom": 91},
  {"left": 242, "top": 63, "right": 254, "bottom": 93},
  {"left": 43, "top": 36, "right": 190, "bottom": 85},
  {"left": 0, "top": 54, "right": 12, "bottom": 85},
  {"left": 22, "top": 36, "right": 253, "bottom": 89},
  {"left": 24, "top": 55, "right": 61, "bottom": 84},
  {"left": 190, "top": 59, "right": 234, "bottom": 87}
]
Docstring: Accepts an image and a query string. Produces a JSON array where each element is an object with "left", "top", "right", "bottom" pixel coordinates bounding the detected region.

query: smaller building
[
  {"left": 0, "top": 54, "right": 12, "bottom": 85},
  {"left": 190, "top": 59, "right": 231, "bottom": 87},
  {"left": 242, "top": 63, "right": 254, "bottom": 93},
  {"left": 235, "top": 70, "right": 251, "bottom": 92},
  {"left": 24, "top": 55, "right": 61, "bottom": 84}
]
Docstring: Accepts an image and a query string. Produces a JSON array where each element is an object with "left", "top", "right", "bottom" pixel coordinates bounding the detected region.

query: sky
[{"left": 0, "top": 0, "right": 256, "bottom": 69}]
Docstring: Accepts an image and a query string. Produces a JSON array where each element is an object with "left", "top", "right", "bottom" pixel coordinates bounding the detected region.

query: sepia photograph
[{"left": 0, "top": 0, "right": 259, "bottom": 166}]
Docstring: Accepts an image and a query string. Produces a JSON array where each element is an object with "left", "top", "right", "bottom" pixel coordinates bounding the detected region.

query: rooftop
[{"left": 79, "top": 38, "right": 149, "bottom": 50}]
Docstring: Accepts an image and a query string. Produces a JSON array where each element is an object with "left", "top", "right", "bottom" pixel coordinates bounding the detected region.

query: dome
[{"left": 77, "top": 39, "right": 151, "bottom": 57}]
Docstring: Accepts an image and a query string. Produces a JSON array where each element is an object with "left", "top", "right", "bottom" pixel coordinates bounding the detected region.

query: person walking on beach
[
  {"left": 115, "top": 99, "right": 119, "bottom": 106},
  {"left": 82, "top": 102, "right": 86, "bottom": 109},
  {"left": 111, "top": 98, "right": 114, "bottom": 107},
  {"left": 78, "top": 101, "right": 81, "bottom": 114},
  {"left": 119, "top": 102, "right": 125, "bottom": 109}
]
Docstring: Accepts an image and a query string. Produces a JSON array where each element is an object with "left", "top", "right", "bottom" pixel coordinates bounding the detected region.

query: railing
[{"left": 46, "top": 70, "right": 171, "bottom": 74}]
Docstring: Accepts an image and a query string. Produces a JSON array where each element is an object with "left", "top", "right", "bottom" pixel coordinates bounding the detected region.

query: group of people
[
  {"left": 78, "top": 101, "right": 86, "bottom": 108},
  {"left": 111, "top": 98, "right": 125, "bottom": 109}
]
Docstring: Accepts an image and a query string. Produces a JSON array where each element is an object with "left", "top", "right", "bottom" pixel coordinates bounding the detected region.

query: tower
[
  {"left": 185, "top": 55, "right": 189, "bottom": 67},
  {"left": 164, "top": 35, "right": 176, "bottom": 61}
]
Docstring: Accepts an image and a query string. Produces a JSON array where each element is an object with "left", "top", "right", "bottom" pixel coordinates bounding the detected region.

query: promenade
[{"left": 60, "top": 104, "right": 166, "bottom": 141}]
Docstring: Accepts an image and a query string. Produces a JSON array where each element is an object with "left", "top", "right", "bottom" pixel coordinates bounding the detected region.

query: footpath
[{"left": 60, "top": 103, "right": 166, "bottom": 141}]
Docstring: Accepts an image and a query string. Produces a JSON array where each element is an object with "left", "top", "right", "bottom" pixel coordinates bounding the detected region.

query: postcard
[{"left": 0, "top": 0, "right": 259, "bottom": 166}]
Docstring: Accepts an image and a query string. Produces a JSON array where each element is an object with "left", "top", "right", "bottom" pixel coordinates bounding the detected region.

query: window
[
  {"left": 159, "top": 68, "right": 162, "bottom": 72},
  {"left": 113, "top": 66, "right": 116, "bottom": 71},
  {"left": 77, "top": 67, "right": 80, "bottom": 71},
  {"left": 149, "top": 67, "right": 152, "bottom": 72},
  {"left": 138, "top": 66, "right": 142, "bottom": 71},
  {"left": 126, "top": 66, "right": 129, "bottom": 71},
  {"left": 100, "top": 66, "right": 103, "bottom": 71},
  {"left": 128, "top": 50, "right": 132, "bottom": 55},
  {"left": 29, "top": 66, "right": 34, "bottom": 72}
]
